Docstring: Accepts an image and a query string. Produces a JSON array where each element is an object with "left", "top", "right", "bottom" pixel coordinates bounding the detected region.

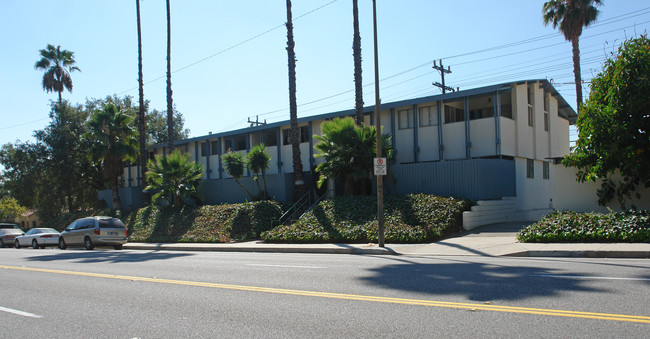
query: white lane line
[
  {"left": 531, "top": 274, "right": 650, "bottom": 281},
  {"left": 0, "top": 306, "right": 43, "bottom": 318},
  {"left": 246, "top": 264, "right": 327, "bottom": 269}
]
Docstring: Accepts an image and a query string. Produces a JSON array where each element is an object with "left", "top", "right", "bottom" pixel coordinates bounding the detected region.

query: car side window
[{"left": 67, "top": 221, "right": 76, "bottom": 231}]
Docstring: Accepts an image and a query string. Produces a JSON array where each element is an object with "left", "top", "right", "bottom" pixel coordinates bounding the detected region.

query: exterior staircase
[
  {"left": 462, "top": 197, "right": 517, "bottom": 230},
  {"left": 462, "top": 197, "right": 553, "bottom": 230}
]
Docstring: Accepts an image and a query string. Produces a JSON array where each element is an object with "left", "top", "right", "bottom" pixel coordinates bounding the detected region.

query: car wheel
[
  {"left": 84, "top": 237, "right": 94, "bottom": 250},
  {"left": 0, "top": 241, "right": 5, "bottom": 248},
  {"left": 15, "top": 239, "right": 21, "bottom": 249},
  {"left": 114, "top": 244, "right": 123, "bottom": 250},
  {"left": 32, "top": 240, "right": 39, "bottom": 249},
  {"left": 58, "top": 238, "right": 67, "bottom": 250}
]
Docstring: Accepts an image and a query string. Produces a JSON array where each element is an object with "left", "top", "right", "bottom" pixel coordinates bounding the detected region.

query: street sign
[{"left": 374, "top": 157, "right": 387, "bottom": 175}]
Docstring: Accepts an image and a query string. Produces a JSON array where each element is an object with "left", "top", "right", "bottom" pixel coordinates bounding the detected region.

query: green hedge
[
  {"left": 261, "top": 193, "right": 472, "bottom": 243},
  {"left": 516, "top": 210, "right": 650, "bottom": 243},
  {"left": 42, "top": 201, "right": 282, "bottom": 243}
]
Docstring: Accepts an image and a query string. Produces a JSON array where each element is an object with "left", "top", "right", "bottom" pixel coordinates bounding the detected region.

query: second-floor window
[
  {"left": 398, "top": 109, "right": 414, "bottom": 129},
  {"left": 418, "top": 106, "right": 436, "bottom": 127}
]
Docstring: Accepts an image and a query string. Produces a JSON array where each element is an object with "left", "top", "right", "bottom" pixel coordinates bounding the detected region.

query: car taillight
[
  {"left": 40, "top": 235, "right": 53, "bottom": 238},
  {"left": 94, "top": 229, "right": 100, "bottom": 235},
  {"left": 6, "top": 236, "right": 14, "bottom": 239},
  {"left": 125, "top": 229, "right": 128, "bottom": 237}
]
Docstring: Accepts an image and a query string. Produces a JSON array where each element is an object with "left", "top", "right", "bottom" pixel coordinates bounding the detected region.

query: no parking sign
[{"left": 373, "top": 157, "right": 387, "bottom": 176}]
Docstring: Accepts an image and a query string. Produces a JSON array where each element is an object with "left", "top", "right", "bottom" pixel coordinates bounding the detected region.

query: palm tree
[
  {"left": 34, "top": 44, "right": 80, "bottom": 103},
  {"left": 223, "top": 150, "right": 254, "bottom": 201},
  {"left": 543, "top": 0, "right": 603, "bottom": 113},
  {"left": 285, "top": 0, "right": 306, "bottom": 201},
  {"left": 246, "top": 143, "right": 272, "bottom": 199},
  {"left": 87, "top": 104, "right": 139, "bottom": 209},
  {"left": 136, "top": 0, "right": 147, "bottom": 191},
  {"left": 166, "top": 0, "right": 175, "bottom": 151},
  {"left": 145, "top": 150, "right": 203, "bottom": 208},
  {"left": 352, "top": 0, "right": 364, "bottom": 125}
]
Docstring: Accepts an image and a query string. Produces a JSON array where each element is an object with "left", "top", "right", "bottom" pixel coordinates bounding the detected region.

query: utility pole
[
  {"left": 432, "top": 59, "right": 456, "bottom": 94},
  {"left": 372, "top": 0, "right": 384, "bottom": 248},
  {"left": 247, "top": 115, "right": 267, "bottom": 127}
]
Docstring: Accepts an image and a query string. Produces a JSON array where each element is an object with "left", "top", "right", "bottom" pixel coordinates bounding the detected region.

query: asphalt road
[{"left": 1, "top": 248, "right": 649, "bottom": 338}]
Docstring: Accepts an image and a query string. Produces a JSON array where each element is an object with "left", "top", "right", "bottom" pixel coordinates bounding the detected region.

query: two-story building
[{"left": 107, "top": 79, "right": 647, "bottom": 227}]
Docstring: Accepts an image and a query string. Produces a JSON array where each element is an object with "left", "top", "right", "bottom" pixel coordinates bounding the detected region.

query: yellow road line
[{"left": 3, "top": 264, "right": 649, "bottom": 324}]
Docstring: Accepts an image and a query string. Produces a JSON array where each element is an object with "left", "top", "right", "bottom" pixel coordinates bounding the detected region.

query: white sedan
[{"left": 15, "top": 228, "right": 60, "bottom": 249}]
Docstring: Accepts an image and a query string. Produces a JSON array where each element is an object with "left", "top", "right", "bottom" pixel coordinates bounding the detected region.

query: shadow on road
[
  {"left": 359, "top": 258, "right": 607, "bottom": 302},
  {"left": 25, "top": 250, "right": 194, "bottom": 264}
]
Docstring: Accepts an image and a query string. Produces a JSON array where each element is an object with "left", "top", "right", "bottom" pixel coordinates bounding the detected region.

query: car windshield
[
  {"left": 1, "top": 229, "right": 23, "bottom": 235},
  {"left": 98, "top": 218, "right": 126, "bottom": 229},
  {"left": 0, "top": 224, "right": 18, "bottom": 229},
  {"left": 40, "top": 228, "right": 59, "bottom": 233}
]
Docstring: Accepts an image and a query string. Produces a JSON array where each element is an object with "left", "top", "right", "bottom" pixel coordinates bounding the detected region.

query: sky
[{"left": 1, "top": 0, "right": 649, "bottom": 153}]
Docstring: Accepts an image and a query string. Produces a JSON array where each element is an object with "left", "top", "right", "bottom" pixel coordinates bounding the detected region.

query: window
[
  {"left": 233, "top": 135, "right": 247, "bottom": 151},
  {"left": 444, "top": 105, "right": 464, "bottom": 123},
  {"left": 282, "top": 126, "right": 309, "bottom": 145},
  {"left": 469, "top": 107, "right": 494, "bottom": 120},
  {"left": 211, "top": 141, "right": 219, "bottom": 156},
  {"left": 200, "top": 142, "right": 208, "bottom": 157},
  {"left": 418, "top": 106, "right": 436, "bottom": 127},
  {"left": 528, "top": 106, "right": 534, "bottom": 127},
  {"left": 398, "top": 109, "right": 414, "bottom": 129},
  {"left": 263, "top": 130, "right": 277, "bottom": 147},
  {"left": 543, "top": 94, "right": 549, "bottom": 112},
  {"left": 527, "top": 84, "right": 534, "bottom": 105},
  {"left": 224, "top": 139, "right": 233, "bottom": 152},
  {"left": 527, "top": 159, "right": 534, "bottom": 178},
  {"left": 544, "top": 113, "right": 549, "bottom": 131},
  {"left": 543, "top": 161, "right": 550, "bottom": 180}
]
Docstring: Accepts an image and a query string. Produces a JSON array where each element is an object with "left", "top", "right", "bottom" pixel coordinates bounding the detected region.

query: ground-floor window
[
  {"left": 543, "top": 161, "right": 550, "bottom": 180},
  {"left": 527, "top": 159, "right": 534, "bottom": 178}
]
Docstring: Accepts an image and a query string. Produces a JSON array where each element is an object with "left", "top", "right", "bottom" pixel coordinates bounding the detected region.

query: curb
[
  {"left": 506, "top": 250, "right": 650, "bottom": 258},
  {"left": 123, "top": 244, "right": 396, "bottom": 255}
]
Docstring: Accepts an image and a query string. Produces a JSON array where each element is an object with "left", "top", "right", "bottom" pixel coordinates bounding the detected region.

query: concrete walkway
[{"left": 123, "top": 222, "right": 650, "bottom": 258}]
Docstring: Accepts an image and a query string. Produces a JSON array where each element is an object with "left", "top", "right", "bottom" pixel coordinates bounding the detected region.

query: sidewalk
[{"left": 123, "top": 222, "right": 650, "bottom": 258}]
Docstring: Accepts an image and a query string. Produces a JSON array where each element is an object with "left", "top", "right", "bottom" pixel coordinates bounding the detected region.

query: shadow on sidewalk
[{"left": 359, "top": 258, "right": 606, "bottom": 301}]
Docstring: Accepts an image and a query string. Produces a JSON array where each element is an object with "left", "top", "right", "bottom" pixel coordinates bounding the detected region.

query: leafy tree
[
  {"left": 563, "top": 35, "right": 650, "bottom": 208},
  {"left": 144, "top": 107, "right": 189, "bottom": 145},
  {"left": 285, "top": 0, "right": 306, "bottom": 200},
  {"left": 145, "top": 150, "right": 203, "bottom": 208},
  {"left": 87, "top": 103, "right": 139, "bottom": 209},
  {"left": 166, "top": 0, "right": 175, "bottom": 151},
  {"left": 34, "top": 44, "right": 80, "bottom": 103},
  {"left": 0, "top": 197, "right": 27, "bottom": 223},
  {"left": 223, "top": 150, "right": 254, "bottom": 201},
  {"left": 352, "top": 0, "right": 364, "bottom": 125},
  {"left": 314, "top": 117, "right": 393, "bottom": 195},
  {"left": 543, "top": 0, "right": 603, "bottom": 112},
  {"left": 246, "top": 143, "right": 272, "bottom": 199}
]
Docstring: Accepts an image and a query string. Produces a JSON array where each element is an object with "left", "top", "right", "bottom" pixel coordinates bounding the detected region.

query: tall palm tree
[
  {"left": 34, "top": 44, "right": 80, "bottom": 103},
  {"left": 543, "top": 0, "right": 603, "bottom": 113},
  {"left": 285, "top": 0, "right": 305, "bottom": 200},
  {"left": 166, "top": 0, "right": 175, "bottom": 151},
  {"left": 87, "top": 104, "right": 139, "bottom": 210},
  {"left": 146, "top": 150, "right": 203, "bottom": 208},
  {"left": 136, "top": 0, "right": 147, "bottom": 189},
  {"left": 352, "top": 0, "right": 364, "bottom": 125}
]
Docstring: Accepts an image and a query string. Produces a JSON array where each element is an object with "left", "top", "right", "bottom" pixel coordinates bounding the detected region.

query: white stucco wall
[
  {"left": 514, "top": 157, "right": 554, "bottom": 211},
  {"left": 552, "top": 165, "right": 650, "bottom": 212},
  {"left": 442, "top": 122, "right": 466, "bottom": 159},
  {"left": 469, "top": 118, "right": 496, "bottom": 157},
  {"left": 418, "top": 125, "right": 439, "bottom": 161}
]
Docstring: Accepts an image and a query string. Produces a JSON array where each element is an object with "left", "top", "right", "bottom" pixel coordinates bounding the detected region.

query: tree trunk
[
  {"left": 236, "top": 179, "right": 254, "bottom": 201},
  {"left": 571, "top": 35, "right": 583, "bottom": 114},
  {"left": 58, "top": 91, "right": 62, "bottom": 104},
  {"left": 352, "top": 0, "right": 364, "bottom": 125},
  {"left": 166, "top": 0, "right": 175, "bottom": 152},
  {"left": 286, "top": 0, "right": 306, "bottom": 201},
  {"left": 136, "top": 0, "right": 148, "bottom": 201},
  {"left": 111, "top": 177, "right": 121, "bottom": 210}
]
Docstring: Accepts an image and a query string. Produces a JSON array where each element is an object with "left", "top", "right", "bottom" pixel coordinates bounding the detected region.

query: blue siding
[{"left": 391, "top": 159, "right": 515, "bottom": 200}]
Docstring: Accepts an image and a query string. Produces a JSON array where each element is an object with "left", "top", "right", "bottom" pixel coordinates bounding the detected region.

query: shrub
[
  {"left": 42, "top": 200, "right": 283, "bottom": 243},
  {"left": 261, "top": 193, "right": 471, "bottom": 243},
  {"left": 516, "top": 210, "right": 650, "bottom": 243}
]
